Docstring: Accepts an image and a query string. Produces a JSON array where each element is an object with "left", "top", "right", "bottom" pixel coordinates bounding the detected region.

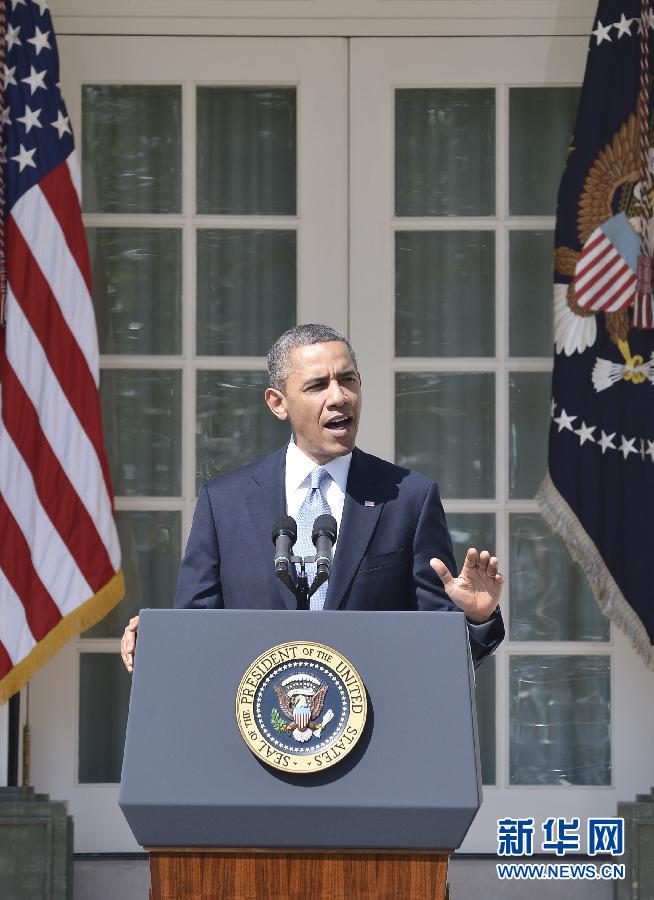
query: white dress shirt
[{"left": 285, "top": 440, "right": 352, "bottom": 557}]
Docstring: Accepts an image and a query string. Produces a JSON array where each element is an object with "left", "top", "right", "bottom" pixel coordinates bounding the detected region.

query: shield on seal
[{"left": 293, "top": 699, "right": 311, "bottom": 730}]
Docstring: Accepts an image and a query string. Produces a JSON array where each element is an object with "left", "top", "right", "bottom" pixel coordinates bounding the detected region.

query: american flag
[{"left": 0, "top": 0, "right": 124, "bottom": 702}]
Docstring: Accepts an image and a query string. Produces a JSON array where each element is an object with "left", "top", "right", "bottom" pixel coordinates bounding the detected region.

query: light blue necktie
[{"left": 295, "top": 466, "right": 332, "bottom": 610}]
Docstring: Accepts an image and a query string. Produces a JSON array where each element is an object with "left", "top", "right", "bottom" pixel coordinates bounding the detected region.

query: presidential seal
[{"left": 235, "top": 641, "right": 367, "bottom": 773}]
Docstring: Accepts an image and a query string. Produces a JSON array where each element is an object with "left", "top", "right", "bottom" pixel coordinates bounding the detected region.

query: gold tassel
[{"left": 0, "top": 570, "right": 125, "bottom": 705}]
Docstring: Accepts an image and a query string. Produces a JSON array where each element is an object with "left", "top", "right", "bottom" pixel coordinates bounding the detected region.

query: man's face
[{"left": 265, "top": 341, "right": 362, "bottom": 464}]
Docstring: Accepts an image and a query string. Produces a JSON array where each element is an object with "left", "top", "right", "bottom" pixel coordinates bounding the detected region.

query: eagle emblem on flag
[{"left": 554, "top": 114, "right": 654, "bottom": 389}]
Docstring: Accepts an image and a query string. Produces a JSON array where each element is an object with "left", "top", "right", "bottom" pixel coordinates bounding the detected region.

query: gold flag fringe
[
  {"left": 0, "top": 570, "right": 125, "bottom": 704},
  {"left": 537, "top": 474, "right": 654, "bottom": 670}
]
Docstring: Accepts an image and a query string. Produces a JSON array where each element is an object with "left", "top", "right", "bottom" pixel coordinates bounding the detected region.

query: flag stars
[
  {"left": 575, "top": 422, "right": 596, "bottom": 446},
  {"left": 1, "top": 106, "right": 12, "bottom": 127},
  {"left": 4, "top": 65, "right": 17, "bottom": 89},
  {"left": 17, "top": 105, "right": 43, "bottom": 134},
  {"left": 51, "top": 109, "right": 71, "bottom": 138},
  {"left": 10, "top": 0, "right": 27, "bottom": 8},
  {"left": 619, "top": 435, "right": 638, "bottom": 460},
  {"left": 553, "top": 409, "right": 577, "bottom": 433},
  {"left": 614, "top": 14, "right": 635, "bottom": 38},
  {"left": 598, "top": 431, "right": 616, "bottom": 454},
  {"left": 11, "top": 143, "right": 37, "bottom": 172},
  {"left": 6, "top": 23, "right": 22, "bottom": 51},
  {"left": 21, "top": 66, "right": 47, "bottom": 95},
  {"left": 550, "top": 398, "right": 557, "bottom": 418},
  {"left": 592, "top": 20, "right": 613, "bottom": 44},
  {"left": 34, "top": 0, "right": 50, "bottom": 14},
  {"left": 28, "top": 27, "right": 52, "bottom": 56},
  {"left": 646, "top": 440, "right": 654, "bottom": 463}
]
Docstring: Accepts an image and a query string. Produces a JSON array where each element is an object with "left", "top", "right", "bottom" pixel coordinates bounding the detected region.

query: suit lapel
[
  {"left": 324, "top": 447, "right": 384, "bottom": 610},
  {"left": 244, "top": 446, "right": 297, "bottom": 610}
]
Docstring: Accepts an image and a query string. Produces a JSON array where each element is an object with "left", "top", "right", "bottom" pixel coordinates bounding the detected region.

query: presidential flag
[
  {"left": 538, "top": 0, "right": 654, "bottom": 667},
  {"left": 0, "top": 0, "right": 124, "bottom": 702}
]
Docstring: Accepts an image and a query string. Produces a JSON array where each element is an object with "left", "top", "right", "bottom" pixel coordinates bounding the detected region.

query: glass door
[
  {"left": 349, "top": 36, "right": 654, "bottom": 853},
  {"left": 28, "top": 35, "right": 348, "bottom": 852}
]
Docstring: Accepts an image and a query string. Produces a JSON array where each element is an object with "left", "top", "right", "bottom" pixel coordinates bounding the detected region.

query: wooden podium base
[{"left": 146, "top": 847, "right": 451, "bottom": 900}]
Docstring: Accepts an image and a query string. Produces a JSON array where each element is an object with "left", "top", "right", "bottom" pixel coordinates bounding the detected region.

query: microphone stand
[{"left": 279, "top": 552, "right": 328, "bottom": 611}]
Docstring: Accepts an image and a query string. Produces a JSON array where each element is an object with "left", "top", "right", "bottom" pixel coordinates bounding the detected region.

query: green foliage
[{"left": 271, "top": 707, "right": 286, "bottom": 732}]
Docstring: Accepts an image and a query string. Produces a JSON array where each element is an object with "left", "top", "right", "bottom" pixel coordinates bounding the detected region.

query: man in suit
[{"left": 121, "top": 324, "right": 504, "bottom": 671}]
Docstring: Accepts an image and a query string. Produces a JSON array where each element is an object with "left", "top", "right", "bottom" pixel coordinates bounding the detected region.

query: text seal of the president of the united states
[{"left": 236, "top": 641, "right": 367, "bottom": 773}]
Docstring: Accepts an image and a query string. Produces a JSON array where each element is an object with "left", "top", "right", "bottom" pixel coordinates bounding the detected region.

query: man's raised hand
[
  {"left": 430, "top": 548, "right": 504, "bottom": 624},
  {"left": 120, "top": 615, "right": 139, "bottom": 673}
]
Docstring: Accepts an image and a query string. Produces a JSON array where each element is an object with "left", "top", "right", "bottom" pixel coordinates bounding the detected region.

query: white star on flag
[
  {"left": 17, "top": 105, "right": 43, "bottom": 134},
  {"left": 646, "top": 440, "right": 654, "bottom": 462},
  {"left": 1, "top": 106, "right": 11, "bottom": 126},
  {"left": 554, "top": 409, "right": 577, "bottom": 433},
  {"left": 28, "top": 27, "right": 52, "bottom": 56},
  {"left": 598, "top": 431, "right": 616, "bottom": 454},
  {"left": 11, "top": 143, "right": 37, "bottom": 172},
  {"left": 6, "top": 23, "right": 22, "bottom": 50},
  {"left": 575, "top": 422, "right": 596, "bottom": 446},
  {"left": 51, "top": 110, "right": 71, "bottom": 138},
  {"left": 592, "top": 20, "right": 613, "bottom": 44},
  {"left": 619, "top": 435, "right": 638, "bottom": 460},
  {"left": 614, "top": 14, "right": 635, "bottom": 38},
  {"left": 33, "top": 0, "right": 49, "bottom": 13},
  {"left": 550, "top": 399, "right": 557, "bottom": 417},
  {"left": 21, "top": 65, "right": 47, "bottom": 95},
  {"left": 10, "top": 0, "right": 27, "bottom": 8},
  {"left": 4, "top": 65, "right": 17, "bottom": 89}
]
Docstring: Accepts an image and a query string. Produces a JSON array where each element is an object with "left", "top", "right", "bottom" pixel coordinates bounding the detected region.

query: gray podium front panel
[{"left": 119, "top": 609, "right": 481, "bottom": 850}]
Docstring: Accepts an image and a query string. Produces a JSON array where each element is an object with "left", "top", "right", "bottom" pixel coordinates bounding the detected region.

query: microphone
[
  {"left": 272, "top": 516, "right": 297, "bottom": 576},
  {"left": 311, "top": 514, "right": 338, "bottom": 579}
]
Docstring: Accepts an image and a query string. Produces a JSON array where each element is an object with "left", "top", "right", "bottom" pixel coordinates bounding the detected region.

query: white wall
[{"left": 53, "top": 0, "right": 597, "bottom": 36}]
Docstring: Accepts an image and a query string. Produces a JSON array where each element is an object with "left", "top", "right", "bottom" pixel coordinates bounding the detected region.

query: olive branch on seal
[{"left": 270, "top": 707, "right": 286, "bottom": 733}]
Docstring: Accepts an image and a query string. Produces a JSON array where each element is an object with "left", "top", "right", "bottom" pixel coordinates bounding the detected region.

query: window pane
[
  {"left": 475, "top": 653, "right": 496, "bottom": 785},
  {"left": 510, "top": 655, "right": 610, "bottom": 785},
  {"left": 395, "top": 231, "right": 495, "bottom": 357},
  {"left": 196, "top": 370, "right": 288, "bottom": 487},
  {"left": 82, "top": 85, "right": 181, "bottom": 214},
  {"left": 509, "top": 231, "right": 554, "bottom": 356},
  {"left": 509, "top": 372, "right": 550, "bottom": 499},
  {"left": 446, "top": 513, "right": 496, "bottom": 572},
  {"left": 88, "top": 228, "right": 182, "bottom": 355},
  {"left": 509, "top": 514, "right": 609, "bottom": 641},
  {"left": 197, "top": 87, "right": 296, "bottom": 215},
  {"left": 395, "top": 373, "right": 495, "bottom": 499},
  {"left": 509, "top": 87, "right": 580, "bottom": 216},
  {"left": 196, "top": 230, "right": 296, "bottom": 356},
  {"left": 79, "top": 654, "right": 131, "bottom": 783},
  {"left": 83, "top": 512, "right": 181, "bottom": 638},
  {"left": 395, "top": 88, "right": 495, "bottom": 217},
  {"left": 100, "top": 370, "right": 182, "bottom": 496}
]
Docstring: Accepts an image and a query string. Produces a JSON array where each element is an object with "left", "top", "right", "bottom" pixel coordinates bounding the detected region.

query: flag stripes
[
  {"left": 4, "top": 290, "right": 119, "bottom": 570},
  {"left": 5, "top": 212, "right": 113, "bottom": 500}
]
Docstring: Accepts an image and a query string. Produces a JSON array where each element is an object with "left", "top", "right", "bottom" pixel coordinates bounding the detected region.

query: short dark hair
[{"left": 267, "top": 324, "right": 358, "bottom": 392}]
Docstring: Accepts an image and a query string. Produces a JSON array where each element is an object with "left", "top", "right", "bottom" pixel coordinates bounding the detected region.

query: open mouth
[{"left": 324, "top": 415, "right": 352, "bottom": 435}]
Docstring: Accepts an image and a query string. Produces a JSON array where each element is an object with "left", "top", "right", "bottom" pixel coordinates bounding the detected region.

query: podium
[{"left": 119, "top": 609, "right": 482, "bottom": 899}]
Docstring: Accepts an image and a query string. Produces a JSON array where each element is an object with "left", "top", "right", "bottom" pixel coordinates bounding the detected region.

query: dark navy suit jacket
[{"left": 174, "top": 445, "right": 504, "bottom": 663}]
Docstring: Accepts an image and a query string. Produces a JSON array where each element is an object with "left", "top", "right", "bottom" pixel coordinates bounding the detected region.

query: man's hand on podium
[
  {"left": 430, "top": 548, "right": 504, "bottom": 624},
  {"left": 121, "top": 615, "right": 139, "bottom": 673}
]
